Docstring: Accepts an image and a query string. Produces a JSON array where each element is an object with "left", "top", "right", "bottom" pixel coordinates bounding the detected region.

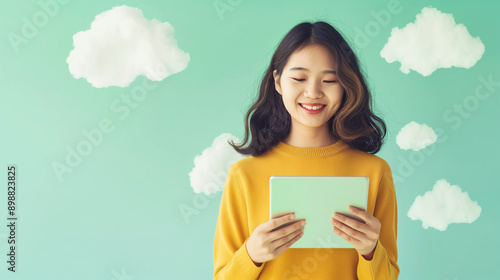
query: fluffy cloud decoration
[
  {"left": 408, "top": 179, "right": 482, "bottom": 231},
  {"left": 66, "top": 5, "right": 190, "bottom": 88},
  {"left": 396, "top": 121, "right": 437, "bottom": 151},
  {"left": 189, "top": 133, "right": 247, "bottom": 195},
  {"left": 380, "top": 6, "right": 484, "bottom": 76}
]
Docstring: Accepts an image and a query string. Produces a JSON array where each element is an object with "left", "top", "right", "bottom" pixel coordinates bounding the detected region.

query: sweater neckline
[{"left": 273, "top": 139, "right": 349, "bottom": 157}]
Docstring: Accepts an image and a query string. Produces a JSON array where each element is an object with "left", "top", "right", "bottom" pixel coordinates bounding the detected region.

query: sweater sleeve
[
  {"left": 213, "top": 164, "right": 265, "bottom": 280},
  {"left": 357, "top": 161, "right": 400, "bottom": 279}
]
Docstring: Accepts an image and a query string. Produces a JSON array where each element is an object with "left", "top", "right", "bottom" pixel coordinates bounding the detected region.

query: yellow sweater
[{"left": 213, "top": 140, "right": 399, "bottom": 279}]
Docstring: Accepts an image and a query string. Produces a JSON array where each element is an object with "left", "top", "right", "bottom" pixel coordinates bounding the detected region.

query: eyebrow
[{"left": 289, "top": 67, "right": 336, "bottom": 74}]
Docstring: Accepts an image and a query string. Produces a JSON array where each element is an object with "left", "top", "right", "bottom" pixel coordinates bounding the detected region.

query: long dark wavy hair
[{"left": 228, "top": 21, "right": 387, "bottom": 157}]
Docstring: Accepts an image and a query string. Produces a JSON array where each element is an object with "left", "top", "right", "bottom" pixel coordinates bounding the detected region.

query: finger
[
  {"left": 271, "top": 211, "right": 295, "bottom": 220},
  {"left": 348, "top": 206, "right": 373, "bottom": 224},
  {"left": 271, "top": 218, "right": 305, "bottom": 234},
  {"left": 267, "top": 213, "right": 297, "bottom": 232},
  {"left": 271, "top": 225, "right": 303, "bottom": 247},
  {"left": 273, "top": 227, "right": 304, "bottom": 255},
  {"left": 333, "top": 219, "right": 364, "bottom": 241},
  {"left": 333, "top": 222, "right": 361, "bottom": 245},
  {"left": 332, "top": 213, "right": 368, "bottom": 234}
]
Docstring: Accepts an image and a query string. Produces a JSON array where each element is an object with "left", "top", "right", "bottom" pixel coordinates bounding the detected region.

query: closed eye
[{"left": 292, "top": 78, "right": 336, "bottom": 83}]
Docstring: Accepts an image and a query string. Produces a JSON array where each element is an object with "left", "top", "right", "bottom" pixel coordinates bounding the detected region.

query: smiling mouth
[{"left": 299, "top": 103, "right": 326, "bottom": 110}]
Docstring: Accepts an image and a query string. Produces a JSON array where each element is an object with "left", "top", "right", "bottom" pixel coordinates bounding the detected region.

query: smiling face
[{"left": 273, "top": 43, "right": 344, "bottom": 145}]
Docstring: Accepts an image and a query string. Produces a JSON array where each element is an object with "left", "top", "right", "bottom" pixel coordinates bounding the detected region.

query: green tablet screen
[{"left": 269, "top": 176, "right": 369, "bottom": 249}]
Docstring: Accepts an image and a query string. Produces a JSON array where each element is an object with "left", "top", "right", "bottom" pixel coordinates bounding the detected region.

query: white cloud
[
  {"left": 396, "top": 121, "right": 437, "bottom": 151},
  {"left": 189, "top": 133, "right": 247, "bottom": 195},
  {"left": 66, "top": 5, "right": 190, "bottom": 88},
  {"left": 408, "top": 179, "right": 482, "bottom": 231},
  {"left": 380, "top": 6, "right": 485, "bottom": 76}
]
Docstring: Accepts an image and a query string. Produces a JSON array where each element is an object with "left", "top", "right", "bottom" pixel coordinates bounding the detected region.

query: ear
[{"left": 273, "top": 70, "right": 282, "bottom": 96}]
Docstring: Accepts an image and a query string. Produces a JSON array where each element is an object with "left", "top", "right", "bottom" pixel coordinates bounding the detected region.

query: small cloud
[
  {"left": 189, "top": 133, "right": 247, "bottom": 195},
  {"left": 396, "top": 121, "right": 437, "bottom": 151},
  {"left": 66, "top": 5, "right": 190, "bottom": 88},
  {"left": 380, "top": 6, "right": 485, "bottom": 76},
  {"left": 408, "top": 179, "right": 482, "bottom": 231}
]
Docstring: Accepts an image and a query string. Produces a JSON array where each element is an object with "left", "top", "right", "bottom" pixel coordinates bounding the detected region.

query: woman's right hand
[{"left": 246, "top": 211, "right": 306, "bottom": 266}]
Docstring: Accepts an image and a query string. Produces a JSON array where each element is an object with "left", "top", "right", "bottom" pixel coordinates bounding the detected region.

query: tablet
[{"left": 269, "top": 176, "right": 369, "bottom": 249}]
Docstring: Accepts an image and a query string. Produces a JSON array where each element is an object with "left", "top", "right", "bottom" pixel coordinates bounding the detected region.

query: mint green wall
[{"left": 0, "top": 0, "right": 498, "bottom": 279}]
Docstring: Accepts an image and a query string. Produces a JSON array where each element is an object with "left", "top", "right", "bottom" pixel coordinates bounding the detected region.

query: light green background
[{"left": 0, "top": 0, "right": 499, "bottom": 279}]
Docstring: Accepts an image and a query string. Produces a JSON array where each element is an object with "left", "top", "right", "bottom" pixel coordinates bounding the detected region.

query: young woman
[{"left": 213, "top": 21, "right": 399, "bottom": 280}]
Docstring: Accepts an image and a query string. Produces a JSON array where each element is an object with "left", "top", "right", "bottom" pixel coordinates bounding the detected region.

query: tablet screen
[{"left": 269, "top": 176, "right": 369, "bottom": 248}]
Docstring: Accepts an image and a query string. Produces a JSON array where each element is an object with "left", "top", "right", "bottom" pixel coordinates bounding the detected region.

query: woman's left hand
[{"left": 331, "top": 206, "right": 381, "bottom": 259}]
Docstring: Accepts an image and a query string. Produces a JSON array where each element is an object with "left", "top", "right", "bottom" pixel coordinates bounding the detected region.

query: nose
[{"left": 304, "top": 80, "right": 323, "bottom": 99}]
